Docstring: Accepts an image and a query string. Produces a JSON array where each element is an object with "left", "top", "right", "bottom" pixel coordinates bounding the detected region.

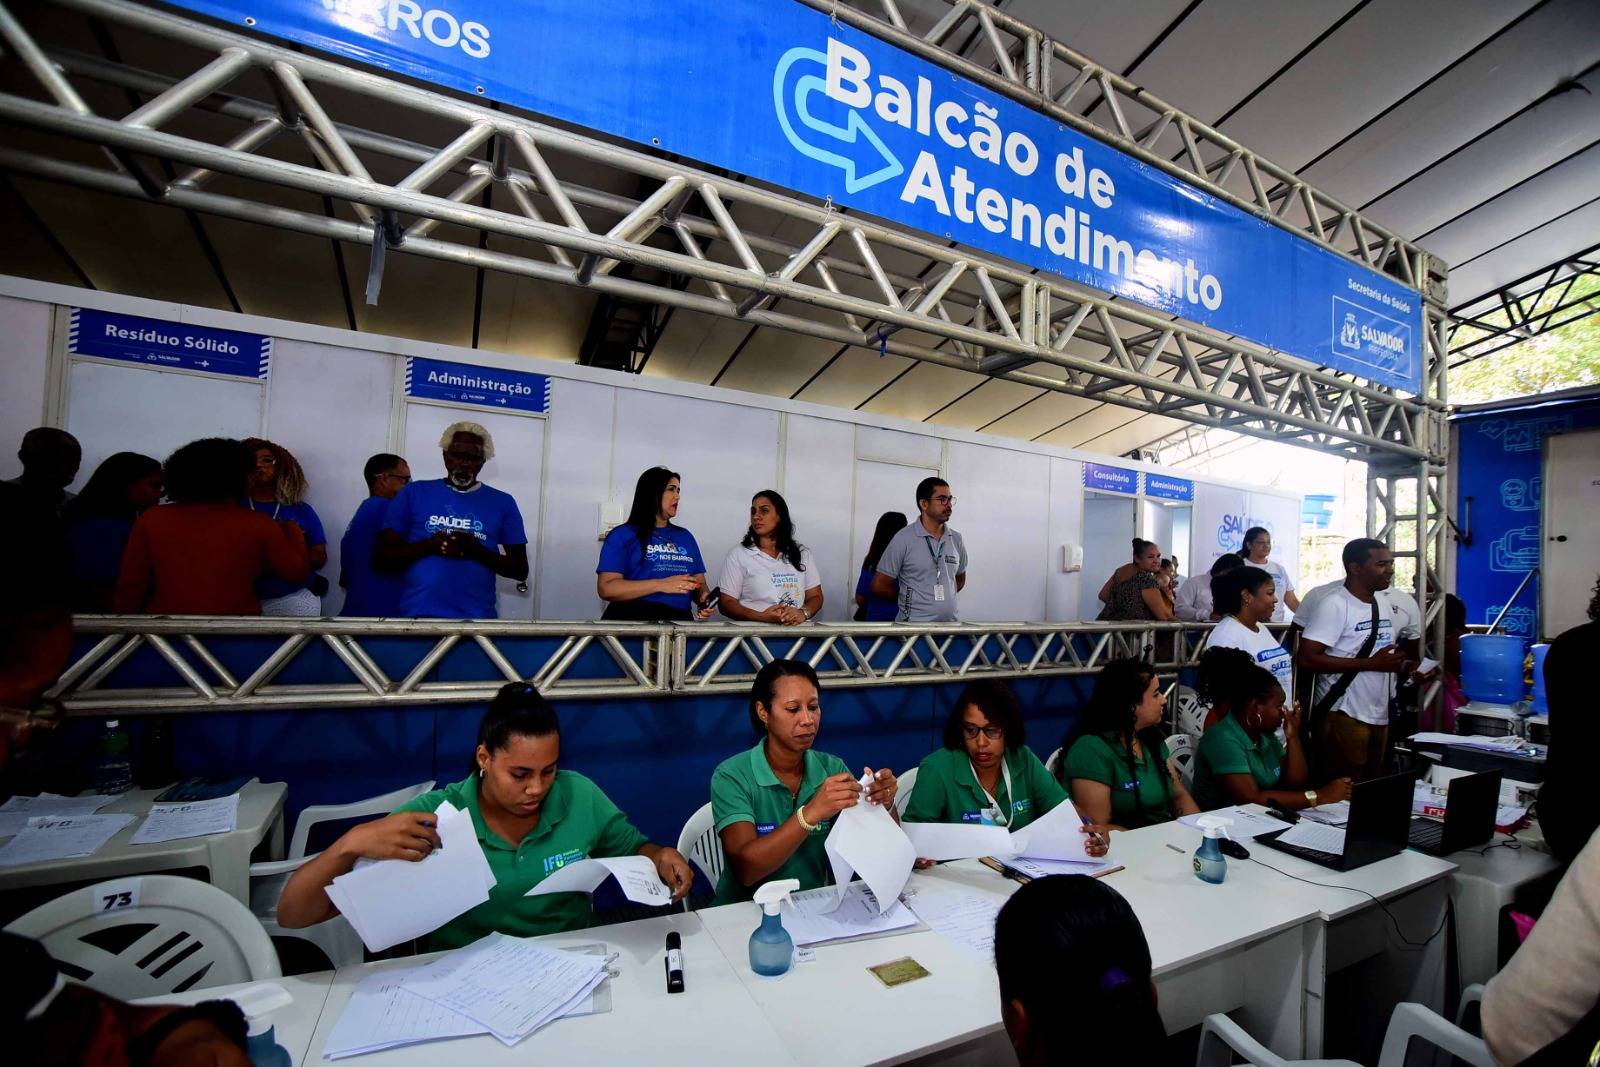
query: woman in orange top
[{"left": 113, "top": 438, "right": 309, "bottom": 615}]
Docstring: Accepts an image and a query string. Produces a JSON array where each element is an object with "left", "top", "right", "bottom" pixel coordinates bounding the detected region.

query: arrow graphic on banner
[{"left": 773, "top": 46, "right": 902, "bottom": 194}]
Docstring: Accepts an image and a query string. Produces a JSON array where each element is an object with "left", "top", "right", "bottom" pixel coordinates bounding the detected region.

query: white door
[
  {"left": 1081, "top": 494, "right": 1138, "bottom": 620},
  {"left": 1541, "top": 428, "right": 1600, "bottom": 639},
  {"left": 402, "top": 405, "right": 545, "bottom": 620},
  {"left": 849, "top": 459, "right": 936, "bottom": 612}
]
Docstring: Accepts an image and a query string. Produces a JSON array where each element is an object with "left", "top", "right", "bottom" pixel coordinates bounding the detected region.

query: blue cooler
[{"left": 1459, "top": 634, "right": 1526, "bottom": 706}]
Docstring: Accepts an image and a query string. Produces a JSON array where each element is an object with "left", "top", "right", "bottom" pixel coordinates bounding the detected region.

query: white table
[
  {"left": 135, "top": 972, "right": 335, "bottom": 1064},
  {"left": 1448, "top": 832, "right": 1560, "bottom": 989},
  {"left": 0, "top": 781, "right": 287, "bottom": 904}
]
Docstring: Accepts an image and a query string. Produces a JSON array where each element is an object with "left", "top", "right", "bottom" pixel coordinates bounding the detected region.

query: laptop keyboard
[{"left": 1409, "top": 818, "right": 1444, "bottom": 850}]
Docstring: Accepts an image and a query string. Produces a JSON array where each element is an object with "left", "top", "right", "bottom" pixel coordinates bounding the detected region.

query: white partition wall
[{"left": 0, "top": 277, "right": 1301, "bottom": 623}]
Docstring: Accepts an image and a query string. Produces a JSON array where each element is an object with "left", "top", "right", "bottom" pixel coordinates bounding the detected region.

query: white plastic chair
[
  {"left": 1166, "top": 733, "right": 1197, "bottom": 791},
  {"left": 1173, "top": 683, "right": 1207, "bottom": 741},
  {"left": 6, "top": 875, "right": 280, "bottom": 999},
  {"left": 676, "top": 801, "right": 724, "bottom": 908},
  {"left": 1195, "top": 1002, "right": 1493, "bottom": 1067},
  {"left": 1044, "top": 747, "right": 1063, "bottom": 778},
  {"left": 894, "top": 766, "right": 918, "bottom": 818},
  {"left": 248, "top": 779, "right": 434, "bottom": 969}
]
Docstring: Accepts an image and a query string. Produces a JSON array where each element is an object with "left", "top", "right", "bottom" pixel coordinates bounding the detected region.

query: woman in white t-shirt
[
  {"left": 717, "top": 490, "right": 822, "bottom": 625},
  {"left": 1203, "top": 565, "right": 1294, "bottom": 696},
  {"left": 1241, "top": 526, "right": 1298, "bottom": 620}
]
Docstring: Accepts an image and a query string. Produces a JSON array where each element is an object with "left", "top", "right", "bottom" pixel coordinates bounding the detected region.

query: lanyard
[
  {"left": 970, "top": 756, "right": 1013, "bottom": 828},
  {"left": 248, "top": 499, "right": 281, "bottom": 520},
  {"left": 925, "top": 535, "right": 945, "bottom": 581}
]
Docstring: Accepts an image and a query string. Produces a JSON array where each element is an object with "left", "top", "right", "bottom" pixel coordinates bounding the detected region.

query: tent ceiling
[{"left": 2, "top": 0, "right": 1595, "bottom": 459}]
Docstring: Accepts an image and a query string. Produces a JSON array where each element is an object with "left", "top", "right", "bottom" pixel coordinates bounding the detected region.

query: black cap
[{"left": 666, "top": 931, "right": 681, "bottom": 949}]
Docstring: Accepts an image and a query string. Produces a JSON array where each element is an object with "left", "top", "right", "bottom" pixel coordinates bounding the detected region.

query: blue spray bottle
[
  {"left": 1192, "top": 814, "right": 1232, "bottom": 885},
  {"left": 749, "top": 878, "right": 800, "bottom": 977}
]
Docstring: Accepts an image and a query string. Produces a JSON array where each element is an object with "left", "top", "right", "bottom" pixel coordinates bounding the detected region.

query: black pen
[
  {"left": 665, "top": 931, "right": 684, "bottom": 993},
  {"left": 994, "top": 859, "right": 1029, "bottom": 882}
]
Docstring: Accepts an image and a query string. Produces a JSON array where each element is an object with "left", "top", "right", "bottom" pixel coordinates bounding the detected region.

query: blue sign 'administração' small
[
  {"left": 1143, "top": 474, "right": 1194, "bottom": 502},
  {"left": 1083, "top": 462, "right": 1139, "bottom": 495},
  {"left": 69, "top": 307, "right": 270, "bottom": 379},
  {"left": 405, "top": 356, "right": 550, "bottom": 414}
]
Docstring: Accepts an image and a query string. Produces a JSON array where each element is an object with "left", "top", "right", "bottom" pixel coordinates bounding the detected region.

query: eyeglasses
[
  {"left": 932, "top": 495, "right": 956, "bottom": 505},
  {"left": 961, "top": 723, "right": 1003, "bottom": 741},
  {"left": 383, "top": 472, "right": 412, "bottom": 484}
]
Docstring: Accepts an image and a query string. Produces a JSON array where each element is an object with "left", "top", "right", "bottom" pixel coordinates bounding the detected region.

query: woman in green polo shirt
[
  {"left": 277, "top": 683, "right": 694, "bottom": 949},
  {"left": 1191, "top": 652, "right": 1352, "bottom": 812},
  {"left": 710, "top": 658, "right": 901, "bottom": 904},
  {"left": 1055, "top": 659, "right": 1199, "bottom": 830},
  {"left": 903, "top": 679, "right": 1109, "bottom": 856}
]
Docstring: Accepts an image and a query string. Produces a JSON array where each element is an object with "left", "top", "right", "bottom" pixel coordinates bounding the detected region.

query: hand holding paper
[
  {"left": 822, "top": 772, "right": 915, "bottom": 913},
  {"left": 525, "top": 855, "right": 674, "bottom": 907}
]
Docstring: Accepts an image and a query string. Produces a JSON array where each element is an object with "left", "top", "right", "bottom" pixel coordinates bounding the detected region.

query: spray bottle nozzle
[
  {"left": 753, "top": 878, "right": 801, "bottom": 916},
  {"left": 1195, "top": 814, "right": 1233, "bottom": 839}
]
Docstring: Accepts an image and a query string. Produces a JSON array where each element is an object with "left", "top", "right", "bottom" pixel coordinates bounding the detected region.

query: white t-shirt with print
[
  {"left": 1205, "top": 615, "right": 1294, "bottom": 693},
  {"left": 1301, "top": 585, "right": 1396, "bottom": 726},
  {"left": 1247, "top": 557, "right": 1297, "bottom": 622},
  {"left": 1296, "top": 580, "right": 1420, "bottom": 640},
  {"left": 718, "top": 543, "right": 821, "bottom": 614}
]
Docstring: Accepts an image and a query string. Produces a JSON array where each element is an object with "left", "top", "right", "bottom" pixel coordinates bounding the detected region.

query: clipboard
[{"left": 979, "top": 856, "right": 1125, "bottom": 883}]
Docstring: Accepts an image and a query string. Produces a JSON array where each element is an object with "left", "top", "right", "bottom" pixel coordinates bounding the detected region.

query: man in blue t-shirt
[
  {"left": 377, "top": 424, "right": 528, "bottom": 619},
  {"left": 338, "top": 452, "right": 410, "bottom": 617}
]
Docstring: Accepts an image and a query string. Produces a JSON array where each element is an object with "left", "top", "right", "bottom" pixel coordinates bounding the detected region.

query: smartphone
[{"left": 695, "top": 586, "right": 722, "bottom": 612}]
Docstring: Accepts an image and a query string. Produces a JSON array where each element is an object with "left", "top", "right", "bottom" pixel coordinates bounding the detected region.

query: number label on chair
[{"left": 95, "top": 878, "right": 141, "bottom": 914}]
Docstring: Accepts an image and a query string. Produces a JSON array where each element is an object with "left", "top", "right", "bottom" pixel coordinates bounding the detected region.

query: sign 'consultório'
[{"left": 167, "top": 0, "right": 1423, "bottom": 393}]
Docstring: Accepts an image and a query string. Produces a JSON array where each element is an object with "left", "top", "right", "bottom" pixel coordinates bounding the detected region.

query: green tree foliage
[{"left": 1450, "top": 272, "right": 1600, "bottom": 404}]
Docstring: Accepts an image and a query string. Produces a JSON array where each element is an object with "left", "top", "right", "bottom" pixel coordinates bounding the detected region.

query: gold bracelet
[{"left": 795, "top": 805, "right": 816, "bottom": 832}]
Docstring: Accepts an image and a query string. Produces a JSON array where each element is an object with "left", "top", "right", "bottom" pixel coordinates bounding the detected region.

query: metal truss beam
[
  {"left": 1446, "top": 245, "right": 1600, "bottom": 367},
  {"left": 0, "top": 0, "right": 1440, "bottom": 461},
  {"left": 804, "top": 0, "right": 1439, "bottom": 297},
  {"left": 51, "top": 617, "right": 1222, "bottom": 714}
]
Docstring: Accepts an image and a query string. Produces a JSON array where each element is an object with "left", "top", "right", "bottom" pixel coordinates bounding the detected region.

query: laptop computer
[
  {"left": 1408, "top": 769, "right": 1501, "bottom": 855},
  {"left": 1258, "top": 771, "right": 1413, "bottom": 872}
]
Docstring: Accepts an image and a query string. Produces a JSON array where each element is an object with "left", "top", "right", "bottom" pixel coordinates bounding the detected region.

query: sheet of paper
[
  {"left": 1298, "top": 800, "right": 1351, "bottom": 826},
  {"left": 327, "top": 802, "right": 494, "bottom": 952},
  {"left": 399, "top": 934, "right": 607, "bottom": 1045},
  {"left": 903, "top": 821, "right": 1017, "bottom": 862},
  {"left": 1006, "top": 856, "right": 1112, "bottom": 877},
  {"left": 1413, "top": 780, "right": 1448, "bottom": 818},
  {"left": 0, "top": 813, "right": 34, "bottom": 837},
  {"left": 0, "top": 814, "right": 134, "bottom": 866},
  {"left": 1009, "top": 798, "right": 1097, "bottom": 862},
  {"left": 128, "top": 794, "right": 239, "bottom": 845},
  {"left": 1409, "top": 732, "right": 1528, "bottom": 753},
  {"left": 904, "top": 886, "right": 999, "bottom": 961},
  {"left": 524, "top": 854, "right": 672, "bottom": 907},
  {"left": 1276, "top": 821, "right": 1346, "bottom": 855},
  {"left": 1179, "top": 807, "right": 1294, "bottom": 840},
  {"left": 1417, "top": 657, "right": 1439, "bottom": 675},
  {"left": 1495, "top": 803, "right": 1530, "bottom": 829},
  {"left": 0, "top": 792, "right": 119, "bottom": 817},
  {"left": 822, "top": 775, "right": 914, "bottom": 913},
  {"left": 782, "top": 882, "right": 918, "bottom": 947},
  {"left": 324, "top": 969, "right": 486, "bottom": 1059}
]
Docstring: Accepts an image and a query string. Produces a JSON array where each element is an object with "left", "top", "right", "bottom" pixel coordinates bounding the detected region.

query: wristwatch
[{"left": 1304, "top": 790, "right": 1318, "bottom": 807}]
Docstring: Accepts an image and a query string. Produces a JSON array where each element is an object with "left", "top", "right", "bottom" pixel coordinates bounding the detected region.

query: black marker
[{"left": 665, "top": 931, "right": 684, "bottom": 993}]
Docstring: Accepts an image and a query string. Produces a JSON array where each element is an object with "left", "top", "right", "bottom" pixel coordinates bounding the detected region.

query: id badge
[
  {"left": 979, "top": 806, "right": 1002, "bottom": 826},
  {"left": 933, "top": 584, "right": 946, "bottom": 602}
]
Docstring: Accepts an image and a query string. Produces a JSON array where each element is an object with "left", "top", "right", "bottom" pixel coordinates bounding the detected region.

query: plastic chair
[
  {"left": 248, "top": 779, "right": 434, "bottom": 970},
  {"left": 676, "top": 801, "right": 724, "bottom": 908},
  {"left": 1044, "top": 747, "right": 1063, "bottom": 778},
  {"left": 894, "top": 766, "right": 918, "bottom": 818},
  {"left": 1173, "top": 684, "right": 1207, "bottom": 741},
  {"left": 6, "top": 874, "right": 281, "bottom": 999},
  {"left": 1166, "top": 733, "right": 1197, "bottom": 790},
  {"left": 1195, "top": 1001, "right": 1493, "bottom": 1067}
]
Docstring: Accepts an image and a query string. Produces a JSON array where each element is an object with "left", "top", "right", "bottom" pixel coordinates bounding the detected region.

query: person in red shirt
[{"left": 113, "top": 438, "right": 309, "bottom": 615}]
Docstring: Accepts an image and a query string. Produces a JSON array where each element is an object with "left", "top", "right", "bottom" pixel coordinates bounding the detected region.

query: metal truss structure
[
  {"left": 51, "top": 618, "right": 1225, "bottom": 714},
  {"left": 1447, "top": 244, "right": 1600, "bottom": 367},
  {"left": 0, "top": 0, "right": 1444, "bottom": 463}
]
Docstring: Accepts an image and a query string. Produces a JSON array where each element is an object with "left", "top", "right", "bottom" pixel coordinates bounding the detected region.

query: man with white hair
[{"left": 376, "top": 422, "right": 528, "bottom": 618}]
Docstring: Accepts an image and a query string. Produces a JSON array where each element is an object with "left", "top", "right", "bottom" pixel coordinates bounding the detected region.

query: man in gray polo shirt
[{"left": 871, "top": 477, "right": 968, "bottom": 622}]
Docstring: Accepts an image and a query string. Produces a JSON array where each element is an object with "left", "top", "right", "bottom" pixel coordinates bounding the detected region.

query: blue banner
[
  {"left": 1083, "top": 462, "right": 1138, "bottom": 496},
  {"left": 1143, "top": 473, "right": 1194, "bottom": 502},
  {"left": 169, "top": 0, "right": 1423, "bottom": 393},
  {"left": 68, "top": 307, "right": 270, "bottom": 378},
  {"left": 405, "top": 356, "right": 549, "bottom": 414}
]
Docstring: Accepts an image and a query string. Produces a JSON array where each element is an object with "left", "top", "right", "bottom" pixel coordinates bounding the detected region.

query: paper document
[
  {"left": 1299, "top": 801, "right": 1350, "bottom": 826},
  {"left": 822, "top": 774, "right": 915, "bottom": 913},
  {"left": 1409, "top": 732, "right": 1528, "bottom": 754},
  {"left": 0, "top": 814, "right": 134, "bottom": 866},
  {"left": 129, "top": 795, "right": 239, "bottom": 845},
  {"left": 1180, "top": 807, "right": 1294, "bottom": 840},
  {"left": 905, "top": 885, "right": 999, "bottom": 961},
  {"left": 782, "top": 882, "right": 918, "bottom": 947},
  {"left": 1010, "top": 798, "right": 1099, "bottom": 862},
  {"left": 324, "top": 969, "right": 487, "bottom": 1059},
  {"left": 1276, "top": 821, "right": 1345, "bottom": 855},
  {"left": 903, "top": 821, "right": 1016, "bottom": 862},
  {"left": 1006, "top": 856, "right": 1113, "bottom": 877},
  {"left": 399, "top": 934, "right": 607, "bottom": 1045},
  {"left": 525, "top": 854, "right": 673, "bottom": 907},
  {"left": 1495, "top": 803, "right": 1530, "bottom": 829},
  {"left": 325, "top": 802, "right": 494, "bottom": 952},
  {"left": 0, "top": 792, "right": 119, "bottom": 818}
]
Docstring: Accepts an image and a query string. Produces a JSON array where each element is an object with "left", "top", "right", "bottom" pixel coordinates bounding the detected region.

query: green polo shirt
[
  {"left": 1060, "top": 732, "right": 1174, "bottom": 829},
  {"left": 709, "top": 740, "right": 851, "bottom": 905},
  {"left": 902, "top": 745, "right": 1066, "bottom": 830},
  {"left": 393, "top": 770, "right": 648, "bottom": 950},
  {"left": 1192, "top": 714, "right": 1286, "bottom": 811}
]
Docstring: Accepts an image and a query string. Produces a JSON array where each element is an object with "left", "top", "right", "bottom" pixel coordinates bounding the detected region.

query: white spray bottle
[
  {"left": 1192, "top": 814, "right": 1233, "bottom": 884},
  {"left": 749, "top": 878, "right": 801, "bottom": 977}
]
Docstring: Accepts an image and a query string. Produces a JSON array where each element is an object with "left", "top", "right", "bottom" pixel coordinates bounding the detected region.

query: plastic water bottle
[
  {"left": 1192, "top": 814, "right": 1231, "bottom": 885},
  {"left": 749, "top": 878, "right": 800, "bottom": 977},
  {"left": 95, "top": 719, "right": 134, "bottom": 795},
  {"left": 245, "top": 1019, "right": 291, "bottom": 1067}
]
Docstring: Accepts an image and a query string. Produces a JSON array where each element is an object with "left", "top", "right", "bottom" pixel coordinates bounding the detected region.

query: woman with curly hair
[
  {"left": 716, "top": 489, "right": 822, "bottom": 625},
  {"left": 241, "top": 437, "right": 327, "bottom": 616}
]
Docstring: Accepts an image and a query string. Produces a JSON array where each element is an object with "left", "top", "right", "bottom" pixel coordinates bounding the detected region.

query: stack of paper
[
  {"left": 325, "top": 972, "right": 487, "bottom": 1058},
  {"left": 904, "top": 885, "right": 999, "bottom": 961},
  {"left": 1179, "top": 807, "right": 1293, "bottom": 840},
  {"left": 398, "top": 934, "right": 608, "bottom": 1046},
  {"left": 1299, "top": 801, "right": 1350, "bottom": 826},
  {"left": 782, "top": 882, "right": 918, "bottom": 946},
  {"left": 1276, "top": 821, "right": 1345, "bottom": 855},
  {"left": 0, "top": 793, "right": 118, "bottom": 837},
  {"left": 0, "top": 814, "right": 134, "bottom": 866},
  {"left": 903, "top": 798, "right": 1112, "bottom": 870},
  {"left": 1409, "top": 732, "right": 1528, "bottom": 754},
  {"left": 130, "top": 795, "right": 239, "bottom": 844},
  {"left": 525, "top": 855, "right": 673, "bottom": 906},
  {"left": 325, "top": 802, "right": 494, "bottom": 952},
  {"left": 822, "top": 773, "right": 916, "bottom": 913}
]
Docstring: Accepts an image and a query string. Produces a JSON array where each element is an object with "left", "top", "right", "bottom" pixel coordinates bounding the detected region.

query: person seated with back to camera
[
  {"left": 902, "top": 678, "right": 1108, "bottom": 857},
  {"left": 716, "top": 489, "right": 822, "bottom": 625},
  {"left": 276, "top": 682, "right": 692, "bottom": 949}
]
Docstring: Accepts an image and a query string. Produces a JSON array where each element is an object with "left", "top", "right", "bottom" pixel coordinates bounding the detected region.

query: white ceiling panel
[
  {"left": 1422, "top": 146, "right": 1600, "bottom": 271},
  {"left": 924, "top": 378, "right": 1046, "bottom": 431},
  {"left": 791, "top": 347, "right": 917, "bottom": 408},
  {"left": 978, "top": 390, "right": 1097, "bottom": 440},
  {"left": 858, "top": 362, "right": 988, "bottom": 421},
  {"left": 1445, "top": 199, "right": 1600, "bottom": 306}
]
